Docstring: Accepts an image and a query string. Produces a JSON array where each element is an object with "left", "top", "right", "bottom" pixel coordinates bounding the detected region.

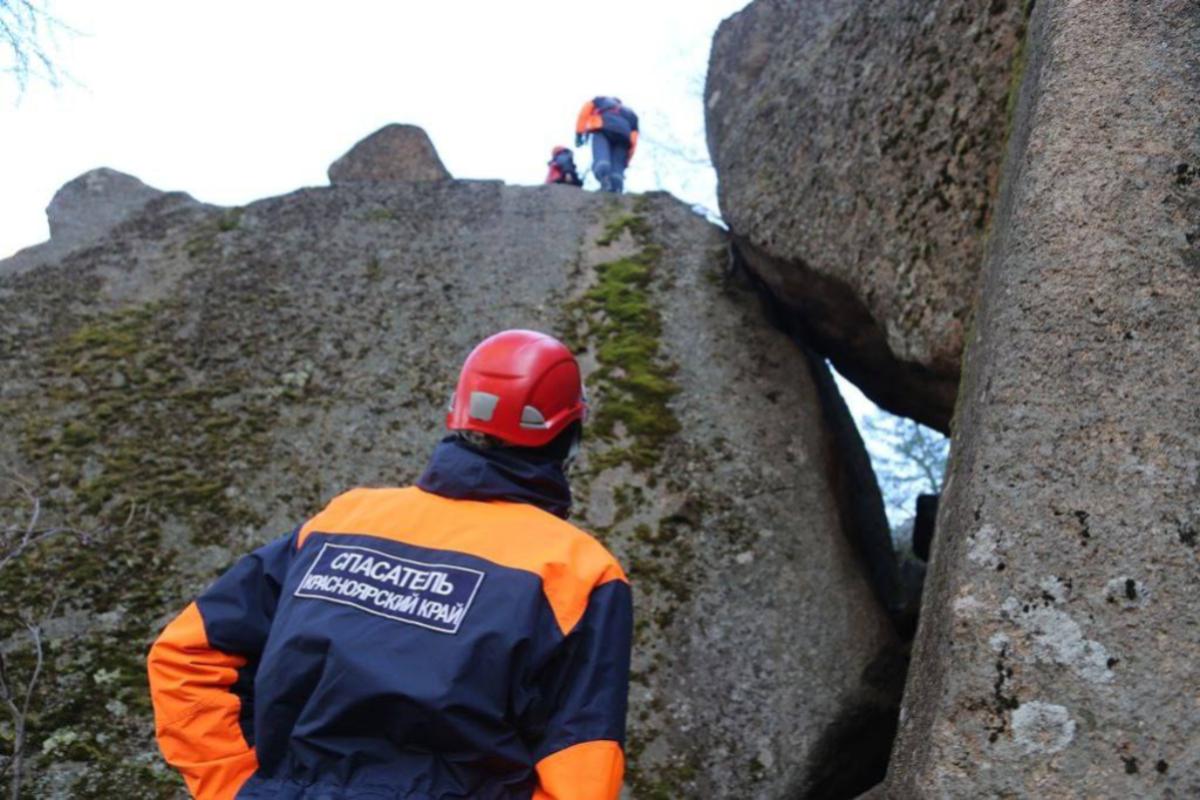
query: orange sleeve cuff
[
  {"left": 533, "top": 740, "right": 624, "bottom": 800},
  {"left": 147, "top": 602, "right": 258, "bottom": 800}
]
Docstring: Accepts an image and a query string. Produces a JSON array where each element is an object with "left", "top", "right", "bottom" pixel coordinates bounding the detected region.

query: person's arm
[
  {"left": 626, "top": 110, "right": 639, "bottom": 163},
  {"left": 147, "top": 530, "right": 297, "bottom": 800},
  {"left": 529, "top": 576, "right": 633, "bottom": 800},
  {"left": 575, "top": 100, "right": 596, "bottom": 147}
]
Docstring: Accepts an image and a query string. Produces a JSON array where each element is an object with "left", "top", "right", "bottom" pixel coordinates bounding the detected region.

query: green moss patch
[
  {"left": 184, "top": 208, "right": 242, "bottom": 259},
  {"left": 624, "top": 739, "right": 701, "bottom": 800},
  {"left": 217, "top": 208, "right": 243, "bottom": 232},
  {"left": 558, "top": 206, "right": 707, "bottom": 798},
  {"left": 25, "top": 305, "right": 273, "bottom": 529},
  {"left": 566, "top": 216, "right": 680, "bottom": 472},
  {"left": 596, "top": 213, "right": 653, "bottom": 246},
  {"left": 0, "top": 301, "right": 277, "bottom": 798}
]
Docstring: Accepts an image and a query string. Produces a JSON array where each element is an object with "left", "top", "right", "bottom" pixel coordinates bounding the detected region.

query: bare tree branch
[
  {"left": 0, "top": 603, "right": 56, "bottom": 800},
  {"left": 0, "top": 0, "right": 72, "bottom": 95},
  {"left": 863, "top": 412, "right": 949, "bottom": 525},
  {"left": 0, "top": 477, "right": 84, "bottom": 799},
  {"left": 0, "top": 482, "right": 87, "bottom": 574}
]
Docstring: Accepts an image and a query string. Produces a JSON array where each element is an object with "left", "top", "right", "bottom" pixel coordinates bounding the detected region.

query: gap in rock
[
  {"left": 734, "top": 243, "right": 946, "bottom": 629},
  {"left": 833, "top": 370, "right": 948, "bottom": 543},
  {"left": 834, "top": 367, "right": 948, "bottom": 636},
  {"left": 732, "top": 250, "right": 950, "bottom": 797},
  {"left": 799, "top": 647, "right": 907, "bottom": 800}
]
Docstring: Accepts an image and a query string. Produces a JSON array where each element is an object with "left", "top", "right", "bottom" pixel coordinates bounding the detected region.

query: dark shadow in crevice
[
  {"left": 727, "top": 242, "right": 912, "bottom": 635},
  {"left": 733, "top": 236, "right": 957, "bottom": 435},
  {"left": 723, "top": 242, "right": 915, "bottom": 799},
  {"left": 803, "top": 646, "right": 910, "bottom": 800}
]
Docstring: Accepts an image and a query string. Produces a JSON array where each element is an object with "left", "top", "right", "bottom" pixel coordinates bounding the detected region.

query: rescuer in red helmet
[{"left": 147, "top": 330, "right": 632, "bottom": 800}]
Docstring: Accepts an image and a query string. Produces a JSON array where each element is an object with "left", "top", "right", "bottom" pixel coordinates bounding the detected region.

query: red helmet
[{"left": 447, "top": 330, "right": 587, "bottom": 447}]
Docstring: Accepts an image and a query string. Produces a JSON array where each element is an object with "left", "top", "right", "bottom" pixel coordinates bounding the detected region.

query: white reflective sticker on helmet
[
  {"left": 520, "top": 405, "right": 547, "bottom": 428},
  {"left": 469, "top": 391, "right": 499, "bottom": 421}
]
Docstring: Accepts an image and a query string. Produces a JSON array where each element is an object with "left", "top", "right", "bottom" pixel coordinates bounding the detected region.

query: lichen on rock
[
  {"left": 705, "top": 0, "right": 1029, "bottom": 431},
  {"left": 1, "top": 172, "right": 902, "bottom": 798},
  {"left": 886, "top": 1, "right": 1200, "bottom": 795}
]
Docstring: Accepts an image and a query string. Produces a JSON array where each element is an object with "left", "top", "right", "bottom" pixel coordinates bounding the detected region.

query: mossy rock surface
[
  {"left": 706, "top": 0, "right": 1029, "bottom": 431},
  {"left": 1, "top": 178, "right": 898, "bottom": 798}
]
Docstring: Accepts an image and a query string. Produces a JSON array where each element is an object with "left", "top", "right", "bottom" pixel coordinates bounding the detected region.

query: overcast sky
[
  {"left": 2, "top": 0, "right": 941, "bottom": 523},
  {"left": 2, "top": 0, "right": 738, "bottom": 258}
]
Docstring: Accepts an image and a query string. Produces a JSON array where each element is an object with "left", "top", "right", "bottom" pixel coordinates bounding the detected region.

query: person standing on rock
[
  {"left": 147, "top": 330, "right": 633, "bottom": 800},
  {"left": 575, "top": 96, "right": 639, "bottom": 193},
  {"left": 546, "top": 145, "right": 584, "bottom": 187}
]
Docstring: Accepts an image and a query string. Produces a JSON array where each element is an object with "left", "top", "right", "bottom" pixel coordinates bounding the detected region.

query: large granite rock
[
  {"left": 46, "top": 169, "right": 168, "bottom": 244},
  {"left": 1, "top": 168, "right": 203, "bottom": 277},
  {"left": 0, "top": 175, "right": 900, "bottom": 797},
  {"left": 327, "top": 123, "right": 452, "bottom": 184},
  {"left": 706, "top": 0, "right": 1028, "bottom": 432},
  {"left": 885, "top": 2, "right": 1200, "bottom": 796}
]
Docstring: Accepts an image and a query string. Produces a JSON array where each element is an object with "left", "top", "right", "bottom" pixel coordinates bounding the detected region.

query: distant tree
[
  {"left": 0, "top": 0, "right": 66, "bottom": 94},
  {"left": 627, "top": 57, "right": 724, "bottom": 224},
  {"left": 638, "top": 120, "right": 724, "bottom": 224},
  {"left": 862, "top": 412, "right": 949, "bottom": 527}
]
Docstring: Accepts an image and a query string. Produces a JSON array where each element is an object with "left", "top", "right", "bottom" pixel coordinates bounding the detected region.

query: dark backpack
[{"left": 592, "top": 97, "right": 636, "bottom": 143}]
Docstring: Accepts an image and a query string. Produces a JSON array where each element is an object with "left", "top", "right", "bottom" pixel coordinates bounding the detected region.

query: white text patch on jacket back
[{"left": 294, "top": 543, "right": 484, "bottom": 634}]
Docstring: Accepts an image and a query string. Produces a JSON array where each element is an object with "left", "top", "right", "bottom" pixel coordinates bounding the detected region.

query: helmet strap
[{"left": 562, "top": 426, "right": 582, "bottom": 472}]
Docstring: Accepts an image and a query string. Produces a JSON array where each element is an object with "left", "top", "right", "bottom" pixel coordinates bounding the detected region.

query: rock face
[
  {"left": 886, "top": 2, "right": 1200, "bottom": 797},
  {"left": 1, "top": 168, "right": 202, "bottom": 277},
  {"left": 327, "top": 123, "right": 452, "bottom": 184},
  {"left": 706, "top": 0, "right": 1028, "bottom": 432},
  {"left": 46, "top": 168, "right": 168, "bottom": 243},
  {"left": 0, "top": 175, "right": 900, "bottom": 797}
]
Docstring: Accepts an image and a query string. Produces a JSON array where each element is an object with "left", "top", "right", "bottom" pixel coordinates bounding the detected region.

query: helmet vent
[
  {"left": 520, "top": 405, "right": 547, "bottom": 428},
  {"left": 469, "top": 391, "right": 500, "bottom": 421}
]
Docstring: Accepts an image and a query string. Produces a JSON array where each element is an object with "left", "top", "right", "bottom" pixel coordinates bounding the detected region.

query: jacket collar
[{"left": 416, "top": 436, "right": 572, "bottom": 519}]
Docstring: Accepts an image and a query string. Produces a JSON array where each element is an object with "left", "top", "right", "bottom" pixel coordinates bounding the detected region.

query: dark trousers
[{"left": 590, "top": 133, "right": 629, "bottom": 193}]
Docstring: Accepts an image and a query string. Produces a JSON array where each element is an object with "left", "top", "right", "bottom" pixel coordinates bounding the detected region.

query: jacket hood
[{"left": 416, "top": 436, "right": 572, "bottom": 518}]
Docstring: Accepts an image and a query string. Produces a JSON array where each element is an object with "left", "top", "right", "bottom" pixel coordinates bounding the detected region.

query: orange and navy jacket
[
  {"left": 575, "top": 97, "right": 639, "bottom": 162},
  {"left": 147, "top": 476, "right": 632, "bottom": 799}
]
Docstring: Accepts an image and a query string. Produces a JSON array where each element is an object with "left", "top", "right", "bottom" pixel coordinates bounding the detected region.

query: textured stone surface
[
  {"left": 46, "top": 169, "right": 166, "bottom": 243},
  {"left": 1, "top": 168, "right": 202, "bottom": 277},
  {"left": 327, "top": 123, "right": 451, "bottom": 184},
  {"left": 0, "top": 177, "right": 899, "bottom": 798},
  {"left": 706, "top": 0, "right": 1028, "bottom": 431},
  {"left": 886, "top": 2, "right": 1200, "bottom": 797}
]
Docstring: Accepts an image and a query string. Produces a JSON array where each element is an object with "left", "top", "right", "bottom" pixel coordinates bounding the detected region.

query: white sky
[
  {"left": 1, "top": 0, "right": 918, "bottom": 517},
  {"left": 1, "top": 0, "right": 734, "bottom": 257}
]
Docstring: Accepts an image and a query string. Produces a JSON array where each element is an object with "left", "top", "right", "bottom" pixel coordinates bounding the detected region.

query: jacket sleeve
[
  {"left": 575, "top": 100, "right": 596, "bottom": 136},
  {"left": 147, "top": 530, "right": 297, "bottom": 800},
  {"left": 530, "top": 577, "right": 633, "bottom": 800},
  {"left": 626, "top": 109, "right": 640, "bottom": 162}
]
